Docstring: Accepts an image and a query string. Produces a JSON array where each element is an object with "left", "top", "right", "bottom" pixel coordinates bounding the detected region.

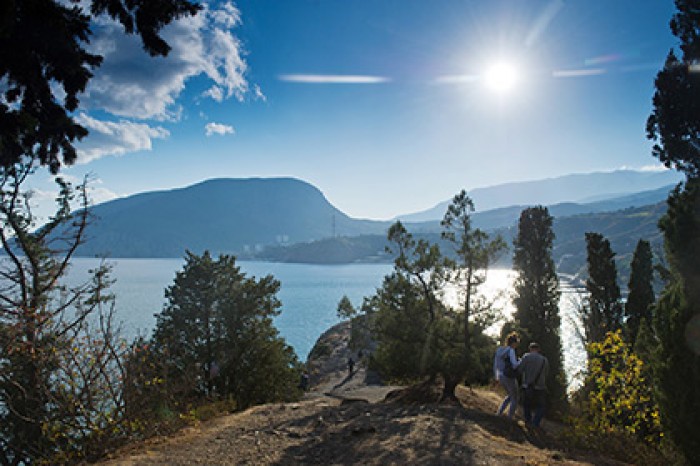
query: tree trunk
[{"left": 440, "top": 375, "right": 460, "bottom": 403}]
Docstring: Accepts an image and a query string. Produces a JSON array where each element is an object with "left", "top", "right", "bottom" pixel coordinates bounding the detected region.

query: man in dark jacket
[{"left": 518, "top": 342, "right": 549, "bottom": 427}]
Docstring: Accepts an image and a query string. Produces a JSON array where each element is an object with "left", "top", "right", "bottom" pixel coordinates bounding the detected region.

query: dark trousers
[{"left": 523, "top": 387, "right": 546, "bottom": 426}]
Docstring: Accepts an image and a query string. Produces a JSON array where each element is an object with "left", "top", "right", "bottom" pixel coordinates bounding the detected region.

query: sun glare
[{"left": 483, "top": 62, "right": 518, "bottom": 93}]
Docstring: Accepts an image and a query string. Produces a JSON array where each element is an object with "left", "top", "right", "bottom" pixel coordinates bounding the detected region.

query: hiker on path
[
  {"left": 348, "top": 357, "right": 355, "bottom": 375},
  {"left": 494, "top": 332, "right": 521, "bottom": 419},
  {"left": 519, "top": 342, "right": 549, "bottom": 427}
]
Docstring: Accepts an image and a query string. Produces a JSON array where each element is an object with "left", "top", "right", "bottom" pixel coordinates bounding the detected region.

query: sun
[{"left": 483, "top": 62, "right": 518, "bottom": 93}]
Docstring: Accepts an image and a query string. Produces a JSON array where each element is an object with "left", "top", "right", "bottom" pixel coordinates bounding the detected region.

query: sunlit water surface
[{"left": 59, "top": 259, "right": 585, "bottom": 387}]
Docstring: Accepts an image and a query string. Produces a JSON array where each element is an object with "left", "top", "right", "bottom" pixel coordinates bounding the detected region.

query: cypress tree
[
  {"left": 625, "top": 239, "right": 655, "bottom": 346},
  {"left": 652, "top": 182, "right": 700, "bottom": 461},
  {"left": 512, "top": 206, "right": 566, "bottom": 411},
  {"left": 646, "top": 1, "right": 700, "bottom": 461},
  {"left": 583, "top": 232, "right": 623, "bottom": 344}
]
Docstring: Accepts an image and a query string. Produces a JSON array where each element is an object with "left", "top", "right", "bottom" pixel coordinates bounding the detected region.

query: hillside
[
  {"left": 99, "top": 322, "right": 628, "bottom": 466},
  {"left": 398, "top": 169, "right": 680, "bottom": 222},
  {"left": 66, "top": 174, "right": 673, "bottom": 259},
  {"left": 258, "top": 202, "right": 666, "bottom": 282},
  {"left": 75, "top": 178, "right": 389, "bottom": 257}
]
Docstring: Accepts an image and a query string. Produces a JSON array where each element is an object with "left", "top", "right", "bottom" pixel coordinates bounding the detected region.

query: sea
[{"left": 61, "top": 258, "right": 586, "bottom": 387}]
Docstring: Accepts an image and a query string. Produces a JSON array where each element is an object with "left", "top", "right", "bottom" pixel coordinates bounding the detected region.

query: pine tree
[
  {"left": 582, "top": 232, "right": 623, "bottom": 344},
  {"left": 625, "top": 239, "right": 655, "bottom": 346},
  {"left": 369, "top": 220, "right": 497, "bottom": 401},
  {"left": 652, "top": 181, "right": 700, "bottom": 461},
  {"left": 441, "top": 190, "right": 505, "bottom": 377},
  {"left": 0, "top": 0, "right": 200, "bottom": 172},
  {"left": 646, "top": 1, "right": 700, "bottom": 461},
  {"left": 512, "top": 206, "right": 566, "bottom": 412},
  {"left": 152, "top": 251, "right": 300, "bottom": 409},
  {"left": 0, "top": 169, "right": 124, "bottom": 464}
]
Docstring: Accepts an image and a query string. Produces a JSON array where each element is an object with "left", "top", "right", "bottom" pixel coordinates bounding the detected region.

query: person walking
[
  {"left": 519, "top": 342, "right": 549, "bottom": 427},
  {"left": 494, "top": 332, "right": 521, "bottom": 419}
]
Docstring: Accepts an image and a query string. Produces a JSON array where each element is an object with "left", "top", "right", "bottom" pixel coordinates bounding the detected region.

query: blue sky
[{"left": 32, "top": 0, "right": 680, "bottom": 220}]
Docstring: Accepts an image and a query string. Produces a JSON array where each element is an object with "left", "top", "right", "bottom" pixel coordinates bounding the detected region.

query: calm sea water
[
  {"left": 61, "top": 258, "right": 585, "bottom": 385},
  {"left": 62, "top": 258, "right": 393, "bottom": 361}
]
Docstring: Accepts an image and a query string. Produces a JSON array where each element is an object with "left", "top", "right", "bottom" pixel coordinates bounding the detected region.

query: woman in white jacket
[{"left": 493, "top": 332, "right": 521, "bottom": 419}]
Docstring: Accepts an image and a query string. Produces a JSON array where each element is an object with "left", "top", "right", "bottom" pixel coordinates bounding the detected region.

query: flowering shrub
[{"left": 576, "top": 330, "right": 662, "bottom": 445}]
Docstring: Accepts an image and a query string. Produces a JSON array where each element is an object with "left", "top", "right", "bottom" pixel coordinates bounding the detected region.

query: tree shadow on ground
[{"left": 271, "top": 401, "right": 481, "bottom": 466}]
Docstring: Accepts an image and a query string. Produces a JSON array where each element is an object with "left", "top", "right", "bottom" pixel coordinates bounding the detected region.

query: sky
[{"left": 30, "top": 0, "right": 681, "bottom": 220}]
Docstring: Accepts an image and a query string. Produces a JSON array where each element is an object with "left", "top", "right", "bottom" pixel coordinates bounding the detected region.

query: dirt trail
[{"left": 99, "top": 323, "right": 626, "bottom": 465}]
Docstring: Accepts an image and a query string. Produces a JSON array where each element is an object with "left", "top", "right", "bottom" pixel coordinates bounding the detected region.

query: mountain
[
  {"left": 258, "top": 201, "right": 666, "bottom": 284},
  {"left": 70, "top": 174, "right": 674, "bottom": 259},
  {"left": 75, "top": 178, "right": 390, "bottom": 257},
  {"left": 397, "top": 169, "right": 682, "bottom": 222}
]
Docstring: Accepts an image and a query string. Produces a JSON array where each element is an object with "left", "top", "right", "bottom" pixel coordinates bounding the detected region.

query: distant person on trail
[
  {"left": 348, "top": 357, "right": 355, "bottom": 375},
  {"left": 299, "top": 370, "right": 310, "bottom": 391},
  {"left": 518, "top": 342, "right": 549, "bottom": 427},
  {"left": 494, "top": 332, "right": 521, "bottom": 419}
]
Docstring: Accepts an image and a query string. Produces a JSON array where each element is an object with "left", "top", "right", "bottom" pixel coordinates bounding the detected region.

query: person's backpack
[{"left": 503, "top": 349, "right": 517, "bottom": 378}]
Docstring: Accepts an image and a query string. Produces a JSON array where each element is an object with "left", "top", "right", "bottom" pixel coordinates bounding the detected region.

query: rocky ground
[{"left": 98, "top": 323, "right": 627, "bottom": 466}]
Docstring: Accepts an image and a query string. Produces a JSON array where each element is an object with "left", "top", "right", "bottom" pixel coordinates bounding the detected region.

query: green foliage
[
  {"left": 647, "top": 3, "right": 700, "bottom": 461},
  {"left": 651, "top": 180, "right": 700, "bottom": 463},
  {"left": 336, "top": 295, "right": 357, "bottom": 320},
  {"left": 148, "top": 251, "right": 301, "bottom": 412},
  {"left": 582, "top": 232, "right": 623, "bottom": 344},
  {"left": 440, "top": 190, "right": 505, "bottom": 385},
  {"left": 625, "top": 239, "right": 655, "bottom": 345},
  {"left": 512, "top": 206, "right": 567, "bottom": 412},
  {"left": 646, "top": 1, "right": 700, "bottom": 177},
  {"left": 0, "top": 170, "right": 131, "bottom": 464},
  {"left": 369, "top": 272, "right": 435, "bottom": 381},
  {"left": 573, "top": 331, "right": 662, "bottom": 446},
  {"left": 368, "top": 198, "right": 503, "bottom": 400},
  {"left": 0, "top": 0, "right": 199, "bottom": 172}
]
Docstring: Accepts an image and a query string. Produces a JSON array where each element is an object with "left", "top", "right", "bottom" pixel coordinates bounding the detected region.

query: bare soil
[{"left": 98, "top": 323, "right": 627, "bottom": 465}]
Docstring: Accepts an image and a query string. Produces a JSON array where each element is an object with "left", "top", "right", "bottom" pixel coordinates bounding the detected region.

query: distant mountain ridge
[
  {"left": 76, "top": 178, "right": 389, "bottom": 258},
  {"left": 259, "top": 202, "right": 667, "bottom": 282},
  {"left": 72, "top": 172, "right": 677, "bottom": 259},
  {"left": 397, "top": 169, "right": 682, "bottom": 222}
]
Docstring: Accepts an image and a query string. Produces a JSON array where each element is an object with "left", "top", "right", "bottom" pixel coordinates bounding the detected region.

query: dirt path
[
  {"left": 100, "top": 377, "right": 623, "bottom": 466},
  {"left": 99, "top": 323, "right": 626, "bottom": 465}
]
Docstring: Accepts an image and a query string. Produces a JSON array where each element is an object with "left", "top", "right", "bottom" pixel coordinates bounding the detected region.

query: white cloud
[
  {"left": 210, "top": 1, "right": 242, "bottom": 28},
  {"left": 253, "top": 84, "right": 267, "bottom": 102},
  {"left": 552, "top": 68, "right": 606, "bottom": 78},
  {"left": 639, "top": 164, "right": 671, "bottom": 172},
  {"left": 81, "top": 2, "right": 249, "bottom": 120},
  {"left": 88, "top": 185, "right": 121, "bottom": 205},
  {"left": 205, "top": 122, "right": 235, "bottom": 136},
  {"left": 74, "top": 113, "right": 169, "bottom": 162},
  {"left": 278, "top": 74, "right": 391, "bottom": 84},
  {"left": 29, "top": 175, "right": 120, "bottom": 221}
]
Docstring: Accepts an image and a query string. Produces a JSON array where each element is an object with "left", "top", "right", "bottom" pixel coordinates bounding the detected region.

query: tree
[
  {"left": 625, "top": 239, "right": 655, "bottom": 346},
  {"left": 646, "top": 2, "right": 700, "bottom": 178},
  {"left": 368, "top": 271, "right": 438, "bottom": 382},
  {"left": 0, "top": 0, "right": 200, "bottom": 172},
  {"left": 440, "top": 190, "right": 505, "bottom": 376},
  {"left": 368, "top": 219, "right": 497, "bottom": 401},
  {"left": 0, "top": 165, "right": 127, "bottom": 464},
  {"left": 151, "top": 251, "right": 300, "bottom": 410},
  {"left": 336, "top": 295, "right": 357, "bottom": 320},
  {"left": 651, "top": 181, "right": 700, "bottom": 461},
  {"left": 646, "top": 2, "right": 700, "bottom": 461},
  {"left": 582, "top": 232, "right": 623, "bottom": 344},
  {"left": 511, "top": 206, "right": 566, "bottom": 411},
  {"left": 375, "top": 222, "right": 459, "bottom": 398}
]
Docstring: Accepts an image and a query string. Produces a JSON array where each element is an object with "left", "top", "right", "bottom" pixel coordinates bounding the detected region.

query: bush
[{"left": 568, "top": 330, "right": 663, "bottom": 459}]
